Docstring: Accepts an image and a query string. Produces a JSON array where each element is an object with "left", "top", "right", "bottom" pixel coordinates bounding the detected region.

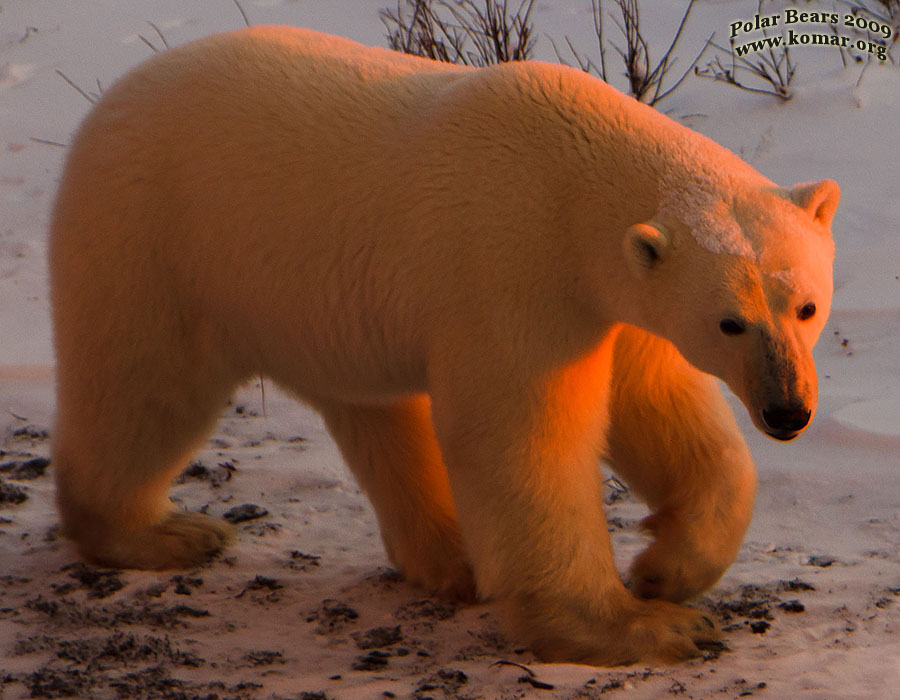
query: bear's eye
[
  {"left": 719, "top": 318, "right": 746, "bottom": 336},
  {"left": 798, "top": 302, "right": 816, "bottom": 321}
]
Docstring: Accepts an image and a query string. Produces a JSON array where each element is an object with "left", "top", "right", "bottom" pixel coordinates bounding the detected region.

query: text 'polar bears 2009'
[{"left": 729, "top": 8, "right": 891, "bottom": 61}]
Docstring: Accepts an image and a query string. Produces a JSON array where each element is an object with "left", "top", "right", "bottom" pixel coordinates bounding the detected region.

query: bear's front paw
[
  {"left": 597, "top": 598, "right": 719, "bottom": 666},
  {"left": 75, "top": 511, "right": 234, "bottom": 570},
  {"left": 522, "top": 595, "right": 719, "bottom": 666},
  {"left": 629, "top": 514, "right": 733, "bottom": 602},
  {"left": 630, "top": 545, "right": 704, "bottom": 602}
]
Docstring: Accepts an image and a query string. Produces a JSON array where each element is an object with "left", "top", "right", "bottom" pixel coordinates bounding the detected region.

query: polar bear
[{"left": 49, "top": 26, "right": 838, "bottom": 665}]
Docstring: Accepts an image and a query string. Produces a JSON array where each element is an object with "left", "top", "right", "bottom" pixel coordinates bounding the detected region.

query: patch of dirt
[
  {"left": 26, "top": 596, "right": 211, "bottom": 629},
  {"left": 807, "top": 555, "right": 837, "bottom": 567},
  {"left": 0, "top": 456, "right": 50, "bottom": 479},
  {"left": 395, "top": 599, "right": 457, "bottom": 622},
  {"left": 353, "top": 625, "right": 404, "bottom": 649},
  {"left": 713, "top": 582, "right": 812, "bottom": 636},
  {"left": 352, "top": 649, "right": 391, "bottom": 671},
  {"left": 286, "top": 550, "right": 322, "bottom": 571},
  {"left": 25, "top": 667, "right": 92, "bottom": 699},
  {"left": 243, "top": 649, "right": 285, "bottom": 667},
  {"left": 223, "top": 503, "right": 268, "bottom": 523},
  {"left": 414, "top": 668, "right": 469, "bottom": 698},
  {"left": 307, "top": 599, "right": 360, "bottom": 634},
  {"left": 235, "top": 574, "right": 283, "bottom": 602},
  {"left": 169, "top": 575, "right": 204, "bottom": 596},
  {"left": 55, "top": 562, "right": 125, "bottom": 599},
  {"left": 11, "top": 632, "right": 209, "bottom": 700},
  {"left": 10, "top": 425, "right": 49, "bottom": 441},
  {"left": 177, "top": 460, "right": 235, "bottom": 487},
  {"left": 0, "top": 477, "right": 28, "bottom": 504},
  {"left": 779, "top": 578, "right": 816, "bottom": 592}
]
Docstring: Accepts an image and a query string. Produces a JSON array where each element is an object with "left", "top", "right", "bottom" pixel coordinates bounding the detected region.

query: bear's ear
[
  {"left": 790, "top": 179, "right": 840, "bottom": 230},
  {"left": 623, "top": 222, "right": 671, "bottom": 278}
]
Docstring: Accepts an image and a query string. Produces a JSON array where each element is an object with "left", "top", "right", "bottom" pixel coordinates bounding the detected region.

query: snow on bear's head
[{"left": 622, "top": 177, "right": 839, "bottom": 441}]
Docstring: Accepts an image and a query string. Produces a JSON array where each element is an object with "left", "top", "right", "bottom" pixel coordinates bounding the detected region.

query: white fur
[{"left": 49, "top": 27, "right": 838, "bottom": 665}]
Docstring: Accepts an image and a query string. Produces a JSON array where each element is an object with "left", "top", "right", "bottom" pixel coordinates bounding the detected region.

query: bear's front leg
[
  {"left": 429, "top": 337, "right": 717, "bottom": 665},
  {"left": 607, "top": 326, "right": 758, "bottom": 602}
]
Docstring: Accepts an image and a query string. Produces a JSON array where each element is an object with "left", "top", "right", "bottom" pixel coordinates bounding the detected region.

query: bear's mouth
[{"left": 764, "top": 429, "right": 800, "bottom": 442}]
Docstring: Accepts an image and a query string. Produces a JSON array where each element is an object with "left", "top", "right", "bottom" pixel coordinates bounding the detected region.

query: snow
[
  {"left": 833, "top": 398, "right": 900, "bottom": 438},
  {"left": 2, "top": 0, "right": 900, "bottom": 698}
]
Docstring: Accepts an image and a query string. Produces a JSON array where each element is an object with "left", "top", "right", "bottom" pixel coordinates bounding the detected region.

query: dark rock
[
  {"left": 223, "top": 503, "right": 268, "bottom": 523},
  {"left": 354, "top": 625, "right": 403, "bottom": 650}
]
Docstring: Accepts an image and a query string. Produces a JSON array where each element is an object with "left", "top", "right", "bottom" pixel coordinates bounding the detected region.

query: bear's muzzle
[{"left": 761, "top": 404, "right": 811, "bottom": 441}]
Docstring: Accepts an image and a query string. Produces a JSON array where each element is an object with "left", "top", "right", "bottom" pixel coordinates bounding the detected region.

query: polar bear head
[{"left": 622, "top": 178, "right": 839, "bottom": 441}]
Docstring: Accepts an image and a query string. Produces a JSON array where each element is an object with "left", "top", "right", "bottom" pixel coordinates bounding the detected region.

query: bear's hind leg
[
  {"left": 607, "top": 326, "right": 758, "bottom": 602},
  {"left": 53, "top": 335, "right": 237, "bottom": 570},
  {"left": 318, "top": 396, "right": 475, "bottom": 601}
]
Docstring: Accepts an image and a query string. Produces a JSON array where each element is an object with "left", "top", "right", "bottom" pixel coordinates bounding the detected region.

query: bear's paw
[
  {"left": 77, "top": 511, "right": 234, "bottom": 570},
  {"left": 527, "top": 596, "right": 719, "bottom": 667}
]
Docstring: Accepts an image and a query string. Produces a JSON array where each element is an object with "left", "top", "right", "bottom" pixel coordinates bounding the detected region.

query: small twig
[
  {"left": 232, "top": 0, "right": 251, "bottom": 28},
  {"left": 30, "top": 137, "right": 68, "bottom": 148},
  {"left": 592, "top": 0, "right": 607, "bottom": 80},
  {"left": 842, "top": 0, "right": 897, "bottom": 23},
  {"left": 831, "top": 5, "right": 850, "bottom": 67},
  {"left": 138, "top": 34, "right": 160, "bottom": 53},
  {"left": 855, "top": 58, "right": 872, "bottom": 86},
  {"left": 553, "top": 1, "right": 608, "bottom": 80},
  {"left": 653, "top": 32, "right": 713, "bottom": 103},
  {"left": 520, "top": 676, "right": 555, "bottom": 690},
  {"left": 18, "top": 26, "right": 39, "bottom": 43},
  {"left": 55, "top": 69, "right": 97, "bottom": 104},
  {"left": 549, "top": 35, "right": 601, "bottom": 77},
  {"left": 259, "top": 376, "right": 268, "bottom": 419},
  {"left": 148, "top": 21, "right": 170, "bottom": 49},
  {"left": 653, "top": 0, "right": 696, "bottom": 70},
  {"left": 647, "top": 0, "right": 697, "bottom": 102},
  {"left": 555, "top": 0, "right": 698, "bottom": 105},
  {"left": 490, "top": 659, "right": 536, "bottom": 676}
]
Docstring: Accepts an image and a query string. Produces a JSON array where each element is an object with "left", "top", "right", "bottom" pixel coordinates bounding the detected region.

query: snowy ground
[{"left": 1, "top": 0, "right": 899, "bottom": 698}]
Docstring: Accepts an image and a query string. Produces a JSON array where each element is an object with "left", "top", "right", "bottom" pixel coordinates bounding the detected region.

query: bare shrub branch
[
  {"left": 844, "top": 0, "right": 899, "bottom": 22},
  {"left": 695, "top": 36, "right": 795, "bottom": 102},
  {"left": 148, "top": 22, "right": 170, "bottom": 49},
  {"left": 382, "top": 0, "right": 705, "bottom": 106},
  {"left": 554, "top": 0, "right": 708, "bottom": 106},
  {"left": 380, "top": 0, "right": 536, "bottom": 67},
  {"left": 232, "top": 0, "right": 251, "bottom": 28},
  {"left": 694, "top": 0, "right": 795, "bottom": 103},
  {"left": 550, "top": 0, "right": 608, "bottom": 80},
  {"left": 840, "top": 0, "right": 898, "bottom": 70},
  {"left": 55, "top": 69, "right": 98, "bottom": 104}
]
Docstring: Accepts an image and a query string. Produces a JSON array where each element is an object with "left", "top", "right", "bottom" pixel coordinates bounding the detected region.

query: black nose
[{"left": 762, "top": 406, "right": 811, "bottom": 433}]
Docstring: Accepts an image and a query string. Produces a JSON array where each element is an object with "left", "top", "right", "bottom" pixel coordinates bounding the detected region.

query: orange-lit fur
[
  {"left": 608, "top": 326, "right": 758, "bottom": 603},
  {"left": 50, "top": 27, "right": 837, "bottom": 666}
]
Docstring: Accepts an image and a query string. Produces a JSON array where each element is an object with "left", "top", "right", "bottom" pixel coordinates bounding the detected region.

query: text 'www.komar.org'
[{"left": 730, "top": 9, "right": 893, "bottom": 61}]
